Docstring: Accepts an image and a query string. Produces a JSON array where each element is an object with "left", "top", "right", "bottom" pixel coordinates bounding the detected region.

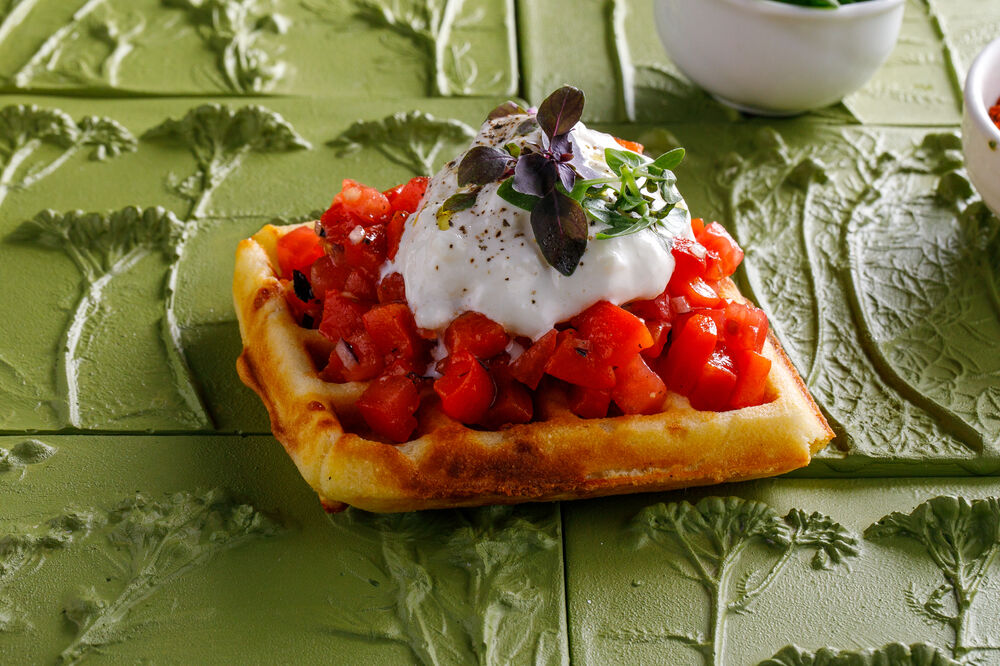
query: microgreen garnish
[{"left": 435, "top": 86, "right": 687, "bottom": 276}]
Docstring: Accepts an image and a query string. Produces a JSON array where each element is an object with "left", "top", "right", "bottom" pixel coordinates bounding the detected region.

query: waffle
[{"left": 234, "top": 223, "right": 833, "bottom": 513}]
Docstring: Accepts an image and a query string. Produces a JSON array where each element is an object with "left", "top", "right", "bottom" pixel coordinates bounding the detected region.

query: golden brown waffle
[{"left": 234, "top": 223, "right": 834, "bottom": 513}]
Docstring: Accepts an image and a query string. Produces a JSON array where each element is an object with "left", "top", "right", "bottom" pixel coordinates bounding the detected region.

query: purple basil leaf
[
  {"left": 487, "top": 101, "right": 527, "bottom": 120},
  {"left": 555, "top": 161, "right": 576, "bottom": 194},
  {"left": 457, "top": 145, "right": 513, "bottom": 186},
  {"left": 530, "top": 190, "right": 588, "bottom": 276},
  {"left": 536, "top": 86, "right": 584, "bottom": 140},
  {"left": 549, "top": 132, "right": 571, "bottom": 156},
  {"left": 514, "top": 153, "right": 556, "bottom": 197}
]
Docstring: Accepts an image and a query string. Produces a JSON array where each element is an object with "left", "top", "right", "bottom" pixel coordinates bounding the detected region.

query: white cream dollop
[{"left": 387, "top": 114, "right": 692, "bottom": 340}]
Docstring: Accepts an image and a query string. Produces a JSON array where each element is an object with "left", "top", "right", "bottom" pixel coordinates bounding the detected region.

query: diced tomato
[
  {"left": 669, "top": 237, "right": 707, "bottom": 285},
  {"left": 377, "top": 272, "right": 407, "bottom": 303},
  {"left": 612, "top": 354, "right": 667, "bottom": 415},
  {"left": 721, "top": 301, "right": 769, "bottom": 354},
  {"left": 659, "top": 313, "right": 718, "bottom": 395},
  {"left": 568, "top": 385, "right": 612, "bottom": 419},
  {"left": 276, "top": 226, "right": 325, "bottom": 278},
  {"left": 320, "top": 332, "right": 383, "bottom": 383},
  {"left": 434, "top": 351, "right": 495, "bottom": 424},
  {"left": 282, "top": 281, "right": 320, "bottom": 326},
  {"left": 334, "top": 179, "right": 392, "bottom": 225},
  {"left": 318, "top": 292, "right": 366, "bottom": 342},
  {"left": 729, "top": 350, "right": 772, "bottom": 409},
  {"left": 697, "top": 222, "right": 744, "bottom": 280},
  {"left": 384, "top": 177, "right": 429, "bottom": 214},
  {"left": 386, "top": 210, "right": 408, "bottom": 261},
  {"left": 309, "top": 255, "right": 349, "bottom": 298},
  {"left": 343, "top": 269, "right": 377, "bottom": 302},
  {"left": 357, "top": 375, "right": 420, "bottom": 442},
  {"left": 509, "top": 329, "right": 558, "bottom": 389},
  {"left": 673, "top": 276, "right": 722, "bottom": 309},
  {"left": 641, "top": 320, "right": 672, "bottom": 359},
  {"left": 613, "top": 137, "right": 645, "bottom": 154},
  {"left": 571, "top": 301, "right": 653, "bottom": 366},
  {"left": 628, "top": 289, "right": 672, "bottom": 322},
  {"left": 479, "top": 359, "right": 533, "bottom": 428},
  {"left": 689, "top": 351, "right": 738, "bottom": 411},
  {"left": 362, "top": 303, "right": 424, "bottom": 360},
  {"left": 444, "top": 312, "right": 510, "bottom": 359},
  {"left": 690, "top": 217, "right": 706, "bottom": 237},
  {"left": 545, "top": 330, "right": 617, "bottom": 390},
  {"left": 342, "top": 224, "right": 387, "bottom": 276}
]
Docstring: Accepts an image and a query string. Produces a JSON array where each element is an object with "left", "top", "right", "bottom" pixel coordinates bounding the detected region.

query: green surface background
[{"left": 1, "top": 0, "right": 999, "bottom": 664}]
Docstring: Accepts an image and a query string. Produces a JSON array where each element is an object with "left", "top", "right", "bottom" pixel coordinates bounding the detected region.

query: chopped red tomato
[
  {"left": 669, "top": 237, "right": 707, "bottom": 285},
  {"left": 660, "top": 313, "right": 718, "bottom": 395},
  {"left": 434, "top": 351, "right": 495, "bottom": 424},
  {"left": 509, "top": 329, "right": 558, "bottom": 389},
  {"left": 321, "top": 333, "right": 384, "bottom": 383},
  {"left": 384, "top": 177, "right": 429, "bottom": 214},
  {"left": 342, "top": 224, "right": 387, "bottom": 276},
  {"left": 568, "top": 385, "right": 612, "bottom": 419},
  {"left": 276, "top": 226, "right": 325, "bottom": 277},
  {"left": 729, "top": 350, "right": 771, "bottom": 409},
  {"left": 479, "top": 357, "right": 532, "bottom": 428},
  {"left": 697, "top": 221, "right": 744, "bottom": 280},
  {"left": 362, "top": 303, "right": 424, "bottom": 360},
  {"left": 673, "top": 276, "right": 722, "bottom": 309},
  {"left": 613, "top": 137, "right": 645, "bottom": 154},
  {"left": 377, "top": 272, "right": 407, "bottom": 303},
  {"left": 334, "top": 179, "right": 392, "bottom": 225},
  {"left": 689, "top": 351, "right": 738, "bottom": 411},
  {"left": 545, "top": 330, "right": 617, "bottom": 390},
  {"left": 571, "top": 301, "right": 653, "bottom": 366},
  {"left": 642, "top": 320, "right": 671, "bottom": 359},
  {"left": 612, "top": 354, "right": 667, "bottom": 415},
  {"left": 720, "top": 301, "right": 769, "bottom": 354},
  {"left": 357, "top": 375, "right": 420, "bottom": 442},
  {"left": 627, "top": 289, "right": 672, "bottom": 322},
  {"left": 386, "top": 210, "right": 408, "bottom": 261},
  {"left": 444, "top": 312, "right": 510, "bottom": 359},
  {"left": 318, "top": 292, "right": 366, "bottom": 342}
]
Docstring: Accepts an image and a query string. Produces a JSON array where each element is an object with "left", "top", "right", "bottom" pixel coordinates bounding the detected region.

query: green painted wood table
[{"left": 1, "top": 1, "right": 999, "bottom": 664}]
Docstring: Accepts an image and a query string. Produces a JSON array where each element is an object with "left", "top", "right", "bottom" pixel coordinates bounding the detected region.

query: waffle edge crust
[{"left": 234, "top": 223, "right": 834, "bottom": 513}]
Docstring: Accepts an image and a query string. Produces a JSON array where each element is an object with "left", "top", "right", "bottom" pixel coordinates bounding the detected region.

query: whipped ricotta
[{"left": 387, "top": 114, "right": 692, "bottom": 340}]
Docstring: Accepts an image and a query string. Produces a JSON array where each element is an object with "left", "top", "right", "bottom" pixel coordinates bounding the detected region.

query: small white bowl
[
  {"left": 654, "top": 0, "right": 905, "bottom": 116},
  {"left": 962, "top": 36, "right": 1000, "bottom": 217}
]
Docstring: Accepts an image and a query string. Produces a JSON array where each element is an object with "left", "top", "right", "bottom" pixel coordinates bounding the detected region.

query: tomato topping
[
  {"left": 342, "top": 268, "right": 377, "bottom": 302},
  {"left": 282, "top": 281, "right": 320, "bottom": 326},
  {"left": 660, "top": 313, "right": 718, "bottom": 395},
  {"left": 276, "top": 226, "right": 325, "bottom": 277},
  {"left": 545, "top": 330, "right": 617, "bottom": 390},
  {"left": 697, "top": 221, "right": 744, "bottom": 280},
  {"left": 342, "top": 224, "right": 387, "bottom": 277},
  {"left": 384, "top": 177, "right": 429, "bottom": 214},
  {"left": 434, "top": 351, "right": 495, "bottom": 424},
  {"left": 627, "top": 289, "right": 672, "bottom": 322},
  {"left": 321, "top": 332, "right": 384, "bottom": 383},
  {"left": 357, "top": 375, "right": 420, "bottom": 442},
  {"left": 444, "top": 312, "right": 510, "bottom": 359},
  {"left": 333, "top": 179, "right": 392, "bottom": 225},
  {"left": 479, "top": 357, "right": 533, "bottom": 428},
  {"left": 377, "top": 272, "right": 407, "bottom": 303},
  {"left": 669, "top": 237, "right": 707, "bottom": 285},
  {"left": 612, "top": 354, "right": 667, "bottom": 415},
  {"left": 568, "top": 385, "right": 612, "bottom": 419},
  {"left": 386, "top": 210, "right": 408, "bottom": 261},
  {"left": 318, "top": 292, "right": 366, "bottom": 342},
  {"left": 613, "top": 137, "right": 645, "bottom": 154},
  {"left": 729, "top": 350, "right": 771, "bottom": 409},
  {"left": 642, "top": 320, "right": 672, "bottom": 359},
  {"left": 509, "top": 329, "right": 558, "bottom": 390},
  {"left": 689, "top": 351, "right": 738, "bottom": 411},
  {"left": 362, "top": 303, "right": 425, "bottom": 360},
  {"left": 571, "top": 301, "right": 653, "bottom": 366},
  {"left": 721, "top": 301, "right": 769, "bottom": 354}
]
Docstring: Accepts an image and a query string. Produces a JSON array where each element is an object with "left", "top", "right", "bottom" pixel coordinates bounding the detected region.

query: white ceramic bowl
[
  {"left": 654, "top": 0, "right": 905, "bottom": 115},
  {"left": 962, "top": 36, "right": 1000, "bottom": 217}
]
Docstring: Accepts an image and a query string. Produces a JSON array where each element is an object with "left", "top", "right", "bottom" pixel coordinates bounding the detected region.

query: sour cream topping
[{"left": 387, "top": 114, "right": 692, "bottom": 340}]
